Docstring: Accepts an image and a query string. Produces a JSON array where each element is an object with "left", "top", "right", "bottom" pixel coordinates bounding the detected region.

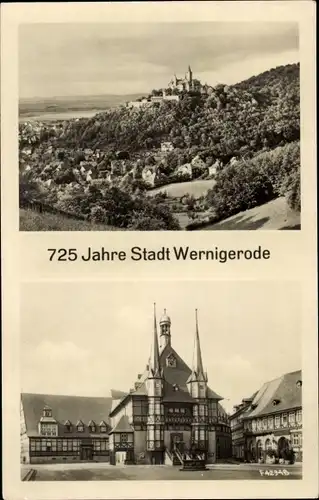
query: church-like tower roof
[
  {"left": 109, "top": 308, "right": 223, "bottom": 416},
  {"left": 148, "top": 303, "right": 161, "bottom": 378},
  {"left": 187, "top": 309, "right": 206, "bottom": 383}
]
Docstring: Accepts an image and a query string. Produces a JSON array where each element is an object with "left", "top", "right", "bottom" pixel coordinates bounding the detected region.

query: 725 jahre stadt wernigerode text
[{"left": 47, "top": 246, "right": 271, "bottom": 263}]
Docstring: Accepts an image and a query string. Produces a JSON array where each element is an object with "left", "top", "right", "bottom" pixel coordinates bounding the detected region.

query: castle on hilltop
[
  {"left": 168, "top": 65, "right": 209, "bottom": 94},
  {"left": 126, "top": 65, "right": 211, "bottom": 109}
]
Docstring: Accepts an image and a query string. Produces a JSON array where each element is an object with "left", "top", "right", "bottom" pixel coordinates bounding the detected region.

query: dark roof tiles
[
  {"left": 243, "top": 370, "right": 302, "bottom": 419},
  {"left": 21, "top": 393, "right": 112, "bottom": 437}
]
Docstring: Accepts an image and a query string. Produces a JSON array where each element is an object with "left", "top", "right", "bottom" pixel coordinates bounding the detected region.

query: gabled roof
[
  {"left": 109, "top": 342, "right": 223, "bottom": 416},
  {"left": 21, "top": 393, "right": 112, "bottom": 437},
  {"left": 109, "top": 415, "right": 133, "bottom": 434},
  {"left": 243, "top": 370, "right": 302, "bottom": 419},
  {"left": 160, "top": 344, "right": 222, "bottom": 401}
]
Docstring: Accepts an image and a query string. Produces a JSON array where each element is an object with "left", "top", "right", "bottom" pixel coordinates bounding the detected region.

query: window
[
  {"left": 100, "top": 421, "right": 107, "bottom": 432},
  {"left": 65, "top": 421, "right": 72, "bottom": 432},
  {"left": 268, "top": 416, "right": 274, "bottom": 429},
  {"left": 199, "top": 406, "right": 205, "bottom": 416},
  {"left": 296, "top": 380, "right": 302, "bottom": 388},
  {"left": 43, "top": 407, "right": 52, "bottom": 418},
  {"left": 292, "top": 433, "right": 301, "bottom": 446},
  {"left": 275, "top": 415, "right": 280, "bottom": 428},
  {"left": 199, "top": 429, "right": 206, "bottom": 441},
  {"left": 180, "top": 408, "right": 186, "bottom": 414},
  {"left": 155, "top": 429, "right": 161, "bottom": 440},
  {"left": 257, "top": 419, "right": 262, "bottom": 431},
  {"left": 89, "top": 421, "right": 96, "bottom": 433},
  {"left": 155, "top": 403, "right": 161, "bottom": 414},
  {"left": 77, "top": 421, "right": 84, "bottom": 432},
  {"left": 252, "top": 420, "right": 256, "bottom": 432},
  {"left": 262, "top": 418, "right": 267, "bottom": 430},
  {"left": 296, "top": 410, "right": 302, "bottom": 424},
  {"left": 289, "top": 412, "right": 295, "bottom": 425},
  {"left": 120, "top": 433, "right": 128, "bottom": 442},
  {"left": 40, "top": 423, "right": 57, "bottom": 436},
  {"left": 282, "top": 413, "right": 287, "bottom": 427},
  {"left": 168, "top": 408, "right": 174, "bottom": 414},
  {"left": 175, "top": 408, "right": 180, "bottom": 413}
]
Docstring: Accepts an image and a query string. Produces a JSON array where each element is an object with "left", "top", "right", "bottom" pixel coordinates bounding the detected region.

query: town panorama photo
[{"left": 19, "top": 22, "right": 301, "bottom": 231}]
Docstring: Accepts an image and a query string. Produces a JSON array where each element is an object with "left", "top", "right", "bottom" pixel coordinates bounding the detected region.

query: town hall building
[{"left": 20, "top": 307, "right": 232, "bottom": 465}]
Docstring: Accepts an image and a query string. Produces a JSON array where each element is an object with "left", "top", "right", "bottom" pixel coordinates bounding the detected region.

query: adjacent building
[
  {"left": 20, "top": 394, "right": 112, "bottom": 464},
  {"left": 229, "top": 370, "right": 302, "bottom": 463},
  {"left": 229, "top": 394, "right": 256, "bottom": 460},
  {"left": 21, "top": 307, "right": 232, "bottom": 465}
]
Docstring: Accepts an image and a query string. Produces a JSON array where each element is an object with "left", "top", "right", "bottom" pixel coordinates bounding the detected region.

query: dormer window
[
  {"left": 173, "top": 384, "right": 179, "bottom": 392},
  {"left": 272, "top": 399, "right": 280, "bottom": 406},
  {"left": 296, "top": 380, "right": 302, "bottom": 387},
  {"left": 43, "top": 406, "right": 52, "bottom": 418},
  {"left": 88, "top": 420, "right": 96, "bottom": 433},
  {"left": 100, "top": 421, "right": 107, "bottom": 433},
  {"left": 64, "top": 420, "right": 72, "bottom": 432},
  {"left": 76, "top": 420, "right": 84, "bottom": 432}
]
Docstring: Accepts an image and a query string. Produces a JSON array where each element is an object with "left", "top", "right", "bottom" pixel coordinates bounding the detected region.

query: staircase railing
[
  {"left": 164, "top": 449, "right": 173, "bottom": 466},
  {"left": 174, "top": 447, "right": 184, "bottom": 465}
]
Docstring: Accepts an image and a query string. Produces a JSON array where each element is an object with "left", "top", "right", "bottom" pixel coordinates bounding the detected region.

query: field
[
  {"left": 19, "top": 209, "right": 119, "bottom": 231},
  {"left": 19, "top": 93, "right": 143, "bottom": 121},
  {"left": 148, "top": 179, "right": 216, "bottom": 199},
  {"left": 22, "top": 462, "right": 302, "bottom": 481},
  {"left": 204, "top": 197, "right": 301, "bottom": 231}
]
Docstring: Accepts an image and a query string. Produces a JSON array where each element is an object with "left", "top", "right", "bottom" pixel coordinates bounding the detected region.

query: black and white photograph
[
  {"left": 19, "top": 20, "right": 301, "bottom": 231},
  {"left": 20, "top": 280, "right": 302, "bottom": 481}
]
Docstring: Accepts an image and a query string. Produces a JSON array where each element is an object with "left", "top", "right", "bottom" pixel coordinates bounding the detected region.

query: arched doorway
[
  {"left": 265, "top": 438, "right": 272, "bottom": 451},
  {"left": 277, "top": 437, "right": 290, "bottom": 458}
]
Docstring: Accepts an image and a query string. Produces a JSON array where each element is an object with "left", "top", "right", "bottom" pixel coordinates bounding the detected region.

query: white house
[{"left": 161, "top": 142, "right": 174, "bottom": 153}]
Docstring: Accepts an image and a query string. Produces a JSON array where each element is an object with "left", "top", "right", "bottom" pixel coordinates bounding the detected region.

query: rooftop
[{"left": 21, "top": 393, "right": 112, "bottom": 437}]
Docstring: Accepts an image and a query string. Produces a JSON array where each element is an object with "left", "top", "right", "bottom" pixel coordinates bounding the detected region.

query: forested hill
[{"left": 53, "top": 62, "right": 299, "bottom": 163}]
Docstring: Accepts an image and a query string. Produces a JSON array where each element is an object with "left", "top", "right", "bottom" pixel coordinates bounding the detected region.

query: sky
[
  {"left": 19, "top": 22, "right": 299, "bottom": 98},
  {"left": 20, "top": 280, "right": 301, "bottom": 413}
]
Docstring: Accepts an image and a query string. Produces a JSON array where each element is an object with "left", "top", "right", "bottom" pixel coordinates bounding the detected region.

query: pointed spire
[
  {"left": 194, "top": 309, "right": 204, "bottom": 376},
  {"left": 148, "top": 303, "right": 161, "bottom": 377},
  {"left": 187, "top": 309, "right": 205, "bottom": 384}
]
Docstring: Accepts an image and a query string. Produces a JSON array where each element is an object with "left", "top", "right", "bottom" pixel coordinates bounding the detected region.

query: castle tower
[
  {"left": 159, "top": 309, "right": 171, "bottom": 351},
  {"left": 146, "top": 304, "right": 164, "bottom": 463},
  {"left": 187, "top": 309, "right": 208, "bottom": 455}
]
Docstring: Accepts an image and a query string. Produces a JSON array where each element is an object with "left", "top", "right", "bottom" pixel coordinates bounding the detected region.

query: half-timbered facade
[
  {"left": 229, "top": 370, "right": 302, "bottom": 463},
  {"left": 108, "top": 307, "right": 232, "bottom": 465},
  {"left": 20, "top": 394, "right": 112, "bottom": 464}
]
